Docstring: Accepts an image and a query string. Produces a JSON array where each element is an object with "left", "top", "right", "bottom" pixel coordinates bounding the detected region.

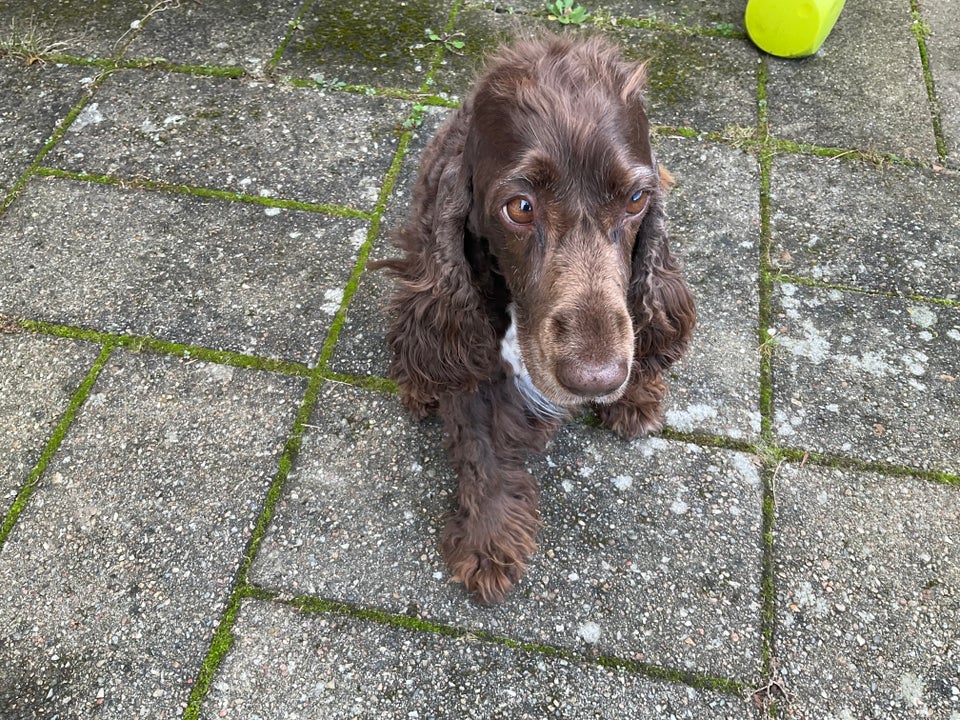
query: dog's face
[{"left": 464, "top": 51, "right": 659, "bottom": 408}]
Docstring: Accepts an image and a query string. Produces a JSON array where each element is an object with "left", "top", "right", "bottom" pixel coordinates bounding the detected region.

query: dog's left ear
[{"left": 629, "top": 168, "right": 696, "bottom": 372}]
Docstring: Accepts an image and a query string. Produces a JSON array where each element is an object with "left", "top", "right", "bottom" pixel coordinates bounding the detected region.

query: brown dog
[{"left": 379, "top": 35, "right": 695, "bottom": 604}]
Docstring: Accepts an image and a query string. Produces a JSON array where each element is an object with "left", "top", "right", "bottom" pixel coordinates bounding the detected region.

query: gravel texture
[
  {"left": 251, "top": 383, "right": 765, "bottom": 680},
  {"left": 775, "top": 464, "right": 959, "bottom": 719},
  {"left": 0, "top": 0, "right": 957, "bottom": 718},
  {"left": 771, "top": 282, "right": 960, "bottom": 474},
  {"left": 125, "top": 0, "right": 305, "bottom": 76},
  {"left": 770, "top": 154, "right": 960, "bottom": 300},
  {"left": 46, "top": 69, "right": 407, "bottom": 211},
  {"left": 0, "top": 331, "right": 100, "bottom": 500},
  {"left": 0, "top": 349, "right": 305, "bottom": 719},
  {"left": 202, "top": 599, "right": 756, "bottom": 720},
  {"left": 0, "top": 62, "right": 90, "bottom": 195},
  {"left": 923, "top": 0, "right": 960, "bottom": 168},
  {"left": 274, "top": 0, "right": 446, "bottom": 90},
  {"left": 764, "top": 0, "right": 938, "bottom": 160},
  {"left": 0, "top": 177, "right": 366, "bottom": 364},
  {"left": 0, "top": 0, "right": 147, "bottom": 60}
]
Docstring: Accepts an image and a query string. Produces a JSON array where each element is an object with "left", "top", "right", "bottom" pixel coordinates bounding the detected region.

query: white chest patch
[{"left": 500, "top": 308, "right": 567, "bottom": 421}]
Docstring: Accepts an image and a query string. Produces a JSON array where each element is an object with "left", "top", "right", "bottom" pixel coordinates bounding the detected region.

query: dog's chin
[{"left": 532, "top": 372, "right": 629, "bottom": 409}]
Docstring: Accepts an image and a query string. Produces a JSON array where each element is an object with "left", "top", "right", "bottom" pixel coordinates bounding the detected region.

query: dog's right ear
[{"left": 375, "top": 108, "right": 500, "bottom": 415}]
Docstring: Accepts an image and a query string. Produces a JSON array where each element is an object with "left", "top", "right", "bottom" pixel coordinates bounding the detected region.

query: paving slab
[
  {"left": 430, "top": 8, "right": 559, "bottom": 100},
  {"left": 461, "top": 0, "right": 744, "bottom": 29},
  {"left": 615, "top": 28, "right": 757, "bottom": 132},
  {"left": 0, "top": 176, "right": 367, "bottom": 364},
  {"left": 774, "top": 463, "right": 959, "bottom": 720},
  {"left": 124, "top": 0, "right": 303, "bottom": 75},
  {"left": 0, "top": 349, "right": 305, "bottom": 719},
  {"left": 771, "top": 282, "right": 960, "bottom": 474},
  {"left": 436, "top": 9, "right": 757, "bottom": 131},
  {"left": 202, "top": 599, "right": 756, "bottom": 719},
  {"left": 328, "top": 106, "right": 447, "bottom": 378},
  {"left": 655, "top": 137, "right": 761, "bottom": 441},
  {"left": 0, "top": 330, "right": 100, "bottom": 501},
  {"left": 273, "top": 0, "right": 447, "bottom": 90},
  {"left": 0, "top": 59, "right": 91, "bottom": 196},
  {"left": 333, "top": 131, "right": 762, "bottom": 441},
  {"left": 45, "top": 68, "right": 408, "bottom": 211},
  {"left": 764, "top": 0, "right": 938, "bottom": 161},
  {"left": 770, "top": 154, "right": 960, "bottom": 300},
  {"left": 0, "top": 0, "right": 147, "bottom": 60},
  {"left": 251, "top": 383, "right": 765, "bottom": 681},
  {"left": 923, "top": 0, "right": 960, "bottom": 167}
]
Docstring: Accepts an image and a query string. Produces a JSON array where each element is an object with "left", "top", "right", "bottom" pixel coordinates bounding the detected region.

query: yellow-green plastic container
[{"left": 745, "top": 0, "right": 847, "bottom": 58}]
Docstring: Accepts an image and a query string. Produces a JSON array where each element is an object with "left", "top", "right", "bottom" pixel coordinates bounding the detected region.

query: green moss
[
  {"left": 277, "top": 593, "right": 746, "bottom": 696},
  {"left": 287, "top": 0, "right": 443, "bottom": 80},
  {"left": 183, "top": 366, "right": 329, "bottom": 720},
  {"left": 909, "top": 1, "right": 948, "bottom": 163},
  {"left": 116, "top": 58, "right": 247, "bottom": 77},
  {"left": 614, "top": 27, "right": 745, "bottom": 115},
  {"left": 17, "top": 316, "right": 313, "bottom": 378},
  {"left": 616, "top": 14, "right": 747, "bottom": 40},
  {"left": 1, "top": 70, "right": 113, "bottom": 214},
  {"left": 34, "top": 166, "right": 370, "bottom": 220},
  {"left": 0, "top": 341, "right": 113, "bottom": 550},
  {"left": 774, "top": 272, "right": 960, "bottom": 309},
  {"left": 316, "top": 127, "right": 413, "bottom": 369}
]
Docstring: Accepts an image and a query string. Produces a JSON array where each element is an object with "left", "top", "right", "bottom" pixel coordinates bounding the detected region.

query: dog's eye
[
  {"left": 504, "top": 196, "right": 535, "bottom": 225},
  {"left": 625, "top": 189, "right": 650, "bottom": 216}
]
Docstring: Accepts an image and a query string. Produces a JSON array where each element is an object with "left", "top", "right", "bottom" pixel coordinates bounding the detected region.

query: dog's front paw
[
  {"left": 594, "top": 374, "right": 667, "bottom": 439},
  {"left": 440, "top": 490, "right": 539, "bottom": 604},
  {"left": 594, "top": 398, "right": 663, "bottom": 439}
]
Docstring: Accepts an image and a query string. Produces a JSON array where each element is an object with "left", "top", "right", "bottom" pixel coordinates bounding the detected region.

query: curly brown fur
[{"left": 377, "top": 34, "right": 695, "bottom": 604}]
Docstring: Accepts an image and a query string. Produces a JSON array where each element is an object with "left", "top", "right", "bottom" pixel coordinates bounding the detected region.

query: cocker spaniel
[{"left": 378, "top": 34, "right": 696, "bottom": 604}]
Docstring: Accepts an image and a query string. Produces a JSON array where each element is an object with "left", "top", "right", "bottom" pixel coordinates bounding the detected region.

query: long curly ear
[
  {"left": 378, "top": 107, "right": 499, "bottom": 416},
  {"left": 630, "top": 167, "right": 696, "bottom": 374}
]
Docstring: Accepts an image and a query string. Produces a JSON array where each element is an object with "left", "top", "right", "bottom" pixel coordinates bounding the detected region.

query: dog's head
[{"left": 460, "top": 35, "right": 670, "bottom": 408}]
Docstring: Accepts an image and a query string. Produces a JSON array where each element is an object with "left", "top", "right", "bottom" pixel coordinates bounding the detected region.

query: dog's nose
[{"left": 556, "top": 357, "right": 629, "bottom": 398}]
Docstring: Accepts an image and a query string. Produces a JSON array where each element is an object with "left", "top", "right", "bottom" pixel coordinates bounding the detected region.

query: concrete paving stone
[
  {"left": 601, "top": 0, "right": 745, "bottom": 29},
  {"left": 0, "top": 59, "right": 91, "bottom": 196},
  {"left": 764, "top": 0, "right": 938, "bottom": 161},
  {"left": 328, "top": 106, "right": 448, "bottom": 378},
  {"left": 774, "top": 463, "right": 960, "bottom": 720},
  {"left": 461, "top": 0, "right": 744, "bottom": 29},
  {"left": 0, "top": 176, "right": 367, "bottom": 364},
  {"left": 273, "top": 0, "right": 447, "bottom": 91},
  {"left": 251, "top": 383, "right": 765, "bottom": 681},
  {"left": 332, "top": 129, "right": 761, "bottom": 440},
  {"left": 0, "top": 330, "right": 100, "bottom": 502},
  {"left": 656, "top": 137, "right": 761, "bottom": 441},
  {"left": 202, "top": 599, "right": 757, "bottom": 720},
  {"left": 923, "top": 0, "right": 960, "bottom": 168},
  {"left": 45, "top": 69, "right": 407, "bottom": 211},
  {"left": 0, "top": 349, "right": 305, "bottom": 719},
  {"left": 614, "top": 28, "right": 757, "bottom": 132},
  {"left": 771, "top": 282, "right": 960, "bottom": 474},
  {"left": 769, "top": 154, "right": 960, "bottom": 300},
  {"left": 0, "top": 0, "right": 148, "bottom": 60},
  {"left": 430, "top": 7, "right": 555, "bottom": 99},
  {"left": 124, "top": 0, "right": 304, "bottom": 76},
  {"left": 437, "top": 8, "right": 757, "bottom": 131}
]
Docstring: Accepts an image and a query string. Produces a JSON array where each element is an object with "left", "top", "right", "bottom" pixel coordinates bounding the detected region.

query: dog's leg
[
  {"left": 437, "top": 380, "right": 553, "bottom": 604},
  {"left": 593, "top": 367, "right": 667, "bottom": 439}
]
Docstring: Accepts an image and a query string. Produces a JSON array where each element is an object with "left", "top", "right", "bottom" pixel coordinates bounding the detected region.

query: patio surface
[{"left": 0, "top": 0, "right": 957, "bottom": 718}]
